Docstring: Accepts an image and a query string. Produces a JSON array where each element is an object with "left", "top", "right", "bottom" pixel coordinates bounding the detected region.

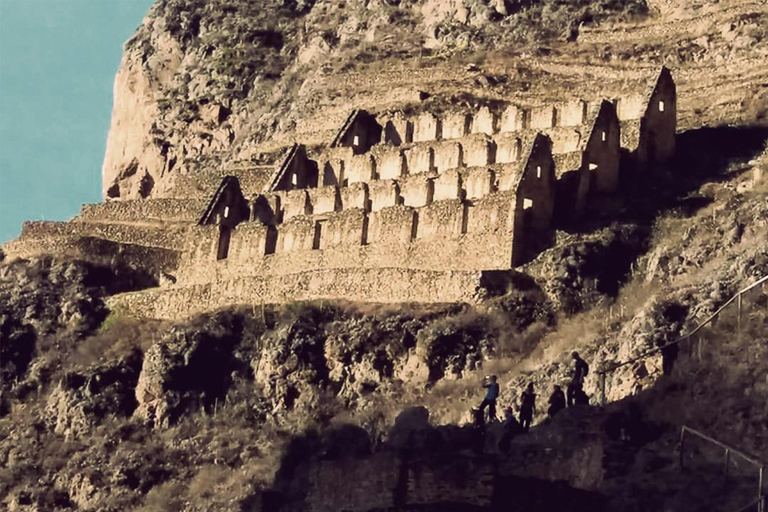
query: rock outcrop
[{"left": 101, "top": 0, "right": 649, "bottom": 201}]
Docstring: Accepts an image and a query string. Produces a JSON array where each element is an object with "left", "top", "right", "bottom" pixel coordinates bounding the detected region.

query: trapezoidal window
[
  {"left": 291, "top": 174, "right": 298, "bottom": 186},
  {"left": 523, "top": 198, "right": 534, "bottom": 210},
  {"left": 659, "top": 101, "right": 665, "bottom": 112},
  {"left": 216, "top": 226, "right": 232, "bottom": 260}
]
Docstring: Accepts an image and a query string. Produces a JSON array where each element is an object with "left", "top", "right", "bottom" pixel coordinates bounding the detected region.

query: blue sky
[{"left": 0, "top": 0, "right": 155, "bottom": 243}]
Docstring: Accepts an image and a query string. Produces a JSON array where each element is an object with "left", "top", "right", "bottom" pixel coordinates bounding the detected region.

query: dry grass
[{"left": 70, "top": 313, "right": 169, "bottom": 368}]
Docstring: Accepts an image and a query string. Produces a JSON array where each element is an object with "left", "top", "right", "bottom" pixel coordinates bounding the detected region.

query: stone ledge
[{"left": 107, "top": 267, "right": 520, "bottom": 320}]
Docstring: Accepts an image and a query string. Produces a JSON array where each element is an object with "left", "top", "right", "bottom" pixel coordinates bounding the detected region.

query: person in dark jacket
[
  {"left": 547, "top": 385, "right": 566, "bottom": 419},
  {"left": 519, "top": 382, "right": 536, "bottom": 431},
  {"left": 660, "top": 341, "right": 679, "bottom": 376},
  {"left": 499, "top": 406, "right": 523, "bottom": 453},
  {"left": 479, "top": 375, "right": 500, "bottom": 422},
  {"left": 567, "top": 351, "right": 589, "bottom": 407}
]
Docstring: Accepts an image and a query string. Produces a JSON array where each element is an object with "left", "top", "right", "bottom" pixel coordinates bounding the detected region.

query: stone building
[
  {"left": 2, "top": 68, "right": 677, "bottom": 319},
  {"left": 615, "top": 66, "right": 677, "bottom": 164},
  {"left": 176, "top": 130, "right": 556, "bottom": 289}
]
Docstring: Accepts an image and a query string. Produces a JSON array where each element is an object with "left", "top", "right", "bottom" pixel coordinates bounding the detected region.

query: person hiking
[
  {"left": 499, "top": 406, "right": 523, "bottom": 452},
  {"left": 479, "top": 375, "right": 500, "bottom": 422},
  {"left": 519, "top": 382, "right": 536, "bottom": 431},
  {"left": 547, "top": 385, "right": 566, "bottom": 419},
  {"left": 471, "top": 406, "right": 486, "bottom": 455},
  {"left": 660, "top": 340, "right": 679, "bottom": 376},
  {"left": 567, "top": 351, "right": 589, "bottom": 407}
]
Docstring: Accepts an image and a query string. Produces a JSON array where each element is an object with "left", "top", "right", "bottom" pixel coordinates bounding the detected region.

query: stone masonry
[{"left": 5, "top": 68, "right": 677, "bottom": 319}]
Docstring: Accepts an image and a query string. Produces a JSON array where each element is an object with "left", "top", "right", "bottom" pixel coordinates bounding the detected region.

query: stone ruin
[{"left": 3, "top": 68, "right": 677, "bottom": 319}]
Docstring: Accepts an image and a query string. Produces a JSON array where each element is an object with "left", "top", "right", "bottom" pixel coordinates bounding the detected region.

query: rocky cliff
[
  {"left": 3, "top": 143, "right": 767, "bottom": 510},
  {"left": 2, "top": 0, "right": 768, "bottom": 510},
  {"left": 102, "top": 0, "right": 652, "bottom": 200}
]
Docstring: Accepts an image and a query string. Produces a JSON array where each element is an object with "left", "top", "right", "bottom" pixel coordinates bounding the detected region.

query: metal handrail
[
  {"left": 680, "top": 426, "right": 766, "bottom": 512},
  {"left": 681, "top": 426, "right": 764, "bottom": 468},
  {"left": 600, "top": 275, "right": 768, "bottom": 376},
  {"left": 733, "top": 497, "right": 765, "bottom": 512}
]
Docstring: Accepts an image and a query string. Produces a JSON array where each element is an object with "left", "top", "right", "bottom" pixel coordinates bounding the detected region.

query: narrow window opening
[
  {"left": 426, "top": 179, "right": 435, "bottom": 205},
  {"left": 361, "top": 216, "right": 369, "bottom": 245},
  {"left": 523, "top": 198, "right": 534, "bottom": 210},
  {"left": 536, "top": 166, "right": 542, "bottom": 179},
  {"left": 410, "top": 211, "right": 419, "bottom": 240},
  {"left": 265, "top": 226, "right": 278, "bottom": 255},
  {"left": 659, "top": 101, "right": 665, "bottom": 112},
  {"left": 353, "top": 135, "right": 360, "bottom": 146},
  {"left": 216, "top": 226, "right": 231, "bottom": 260},
  {"left": 601, "top": 131, "right": 607, "bottom": 142},
  {"left": 223, "top": 206, "right": 230, "bottom": 218},
  {"left": 461, "top": 203, "right": 471, "bottom": 234},
  {"left": 291, "top": 174, "right": 298, "bottom": 186},
  {"left": 312, "top": 221, "right": 324, "bottom": 250}
]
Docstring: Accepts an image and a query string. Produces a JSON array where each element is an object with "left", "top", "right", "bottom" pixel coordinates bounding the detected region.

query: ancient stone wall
[
  {"left": 496, "top": 135, "right": 523, "bottom": 164},
  {"left": 373, "top": 146, "right": 405, "bottom": 180},
  {"left": 108, "top": 267, "right": 495, "bottom": 320},
  {"left": 433, "top": 169, "right": 462, "bottom": 201},
  {"left": 4, "top": 225, "right": 180, "bottom": 276},
  {"left": 368, "top": 180, "right": 400, "bottom": 212},
  {"left": 616, "top": 94, "right": 646, "bottom": 121},
  {"left": 530, "top": 105, "right": 557, "bottom": 130},
  {"left": 399, "top": 175, "right": 434, "bottom": 207},
  {"left": 277, "top": 190, "right": 311, "bottom": 221},
  {"left": 18, "top": 220, "right": 188, "bottom": 251},
  {"left": 639, "top": 69, "right": 677, "bottom": 163},
  {"left": 511, "top": 136, "right": 556, "bottom": 266},
  {"left": 404, "top": 145, "right": 434, "bottom": 175},
  {"left": 471, "top": 106, "right": 496, "bottom": 135},
  {"left": 582, "top": 101, "right": 621, "bottom": 195},
  {"left": 177, "top": 189, "right": 517, "bottom": 289},
  {"left": 59, "top": 70, "right": 675, "bottom": 312},
  {"left": 433, "top": 141, "right": 462, "bottom": 173},
  {"left": 462, "top": 167, "right": 495, "bottom": 199},
  {"left": 301, "top": 453, "right": 494, "bottom": 512},
  {"left": 442, "top": 112, "right": 471, "bottom": 139},
  {"left": 413, "top": 112, "right": 441, "bottom": 142},
  {"left": 77, "top": 198, "right": 208, "bottom": 224},
  {"left": 558, "top": 99, "right": 588, "bottom": 127},
  {"left": 309, "top": 125, "right": 615, "bottom": 188},
  {"left": 308, "top": 186, "right": 341, "bottom": 215}
]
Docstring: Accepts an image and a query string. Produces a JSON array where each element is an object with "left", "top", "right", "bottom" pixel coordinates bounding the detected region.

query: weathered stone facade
[{"left": 4, "top": 69, "right": 677, "bottom": 319}]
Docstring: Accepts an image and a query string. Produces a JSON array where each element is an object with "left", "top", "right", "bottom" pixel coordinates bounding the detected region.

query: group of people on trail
[{"left": 473, "top": 352, "right": 590, "bottom": 437}]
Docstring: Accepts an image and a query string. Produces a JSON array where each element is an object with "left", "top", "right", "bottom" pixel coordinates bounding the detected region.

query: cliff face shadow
[
  {"left": 673, "top": 125, "right": 768, "bottom": 181},
  {"left": 579, "top": 125, "right": 768, "bottom": 231},
  {"left": 263, "top": 408, "right": 608, "bottom": 512},
  {"left": 547, "top": 125, "right": 767, "bottom": 299}
]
